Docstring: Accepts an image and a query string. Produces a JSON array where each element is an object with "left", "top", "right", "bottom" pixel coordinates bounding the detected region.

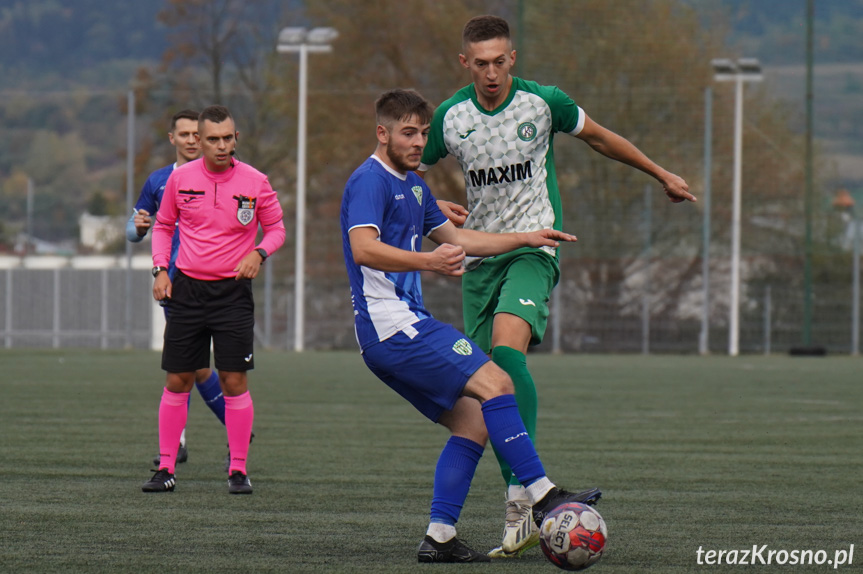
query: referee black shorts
[{"left": 161, "top": 271, "right": 255, "bottom": 373}]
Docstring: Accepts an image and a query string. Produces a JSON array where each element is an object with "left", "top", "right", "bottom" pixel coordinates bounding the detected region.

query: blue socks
[
  {"left": 195, "top": 370, "right": 226, "bottom": 425},
  {"left": 481, "top": 394, "right": 545, "bottom": 487},
  {"left": 430, "top": 436, "right": 484, "bottom": 525},
  {"left": 428, "top": 395, "right": 546, "bottom": 526}
]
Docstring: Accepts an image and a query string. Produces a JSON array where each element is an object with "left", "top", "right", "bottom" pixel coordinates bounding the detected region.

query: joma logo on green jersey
[
  {"left": 458, "top": 128, "right": 477, "bottom": 139},
  {"left": 468, "top": 161, "right": 533, "bottom": 188}
]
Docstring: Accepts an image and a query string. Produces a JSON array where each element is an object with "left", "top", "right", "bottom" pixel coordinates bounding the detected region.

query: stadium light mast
[
  {"left": 277, "top": 26, "right": 338, "bottom": 352},
  {"left": 711, "top": 57, "right": 762, "bottom": 357}
]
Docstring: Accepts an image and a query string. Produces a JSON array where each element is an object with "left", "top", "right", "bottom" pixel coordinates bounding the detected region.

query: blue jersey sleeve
[
  {"left": 127, "top": 177, "right": 157, "bottom": 243},
  {"left": 129, "top": 167, "right": 170, "bottom": 242},
  {"left": 126, "top": 164, "right": 179, "bottom": 243},
  {"left": 345, "top": 171, "right": 388, "bottom": 234},
  {"left": 133, "top": 176, "right": 160, "bottom": 215}
]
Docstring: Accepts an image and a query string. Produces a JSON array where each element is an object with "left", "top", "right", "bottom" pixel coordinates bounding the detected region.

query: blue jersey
[
  {"left": 126, "top": 163, "right": 181, "bottom": 277},
  {"left": 341, "top": 155, "right": 448, "bottom": 351}
]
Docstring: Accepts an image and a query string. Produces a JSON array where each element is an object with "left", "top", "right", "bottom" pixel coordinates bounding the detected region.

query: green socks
[{"left": 490, "top": 345, "right": 538, "bottom": 486}]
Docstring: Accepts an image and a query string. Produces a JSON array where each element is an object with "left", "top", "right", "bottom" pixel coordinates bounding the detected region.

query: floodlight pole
[
  {"left": 712, "top": 58, "right": 762, "bottom": 356},
  {"left": 700, "top": 87, "right": 713, "bottom": 355},
  {"left": 125, "top": 89, "right": 135, "bottom": 349},
  {"left": 295, "top": 42, "right": 309, "bottom": 353},
  {"left": 278, "top": 27, "right": 337, "bottom": 352},
  {"left": 803, "top": 0, "right": 815, "bottom": 347},
  {"left": 730, "top": 72, "right": 743, "bottom": 357}
]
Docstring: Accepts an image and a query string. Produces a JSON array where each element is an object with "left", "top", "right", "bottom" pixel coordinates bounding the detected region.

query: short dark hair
[
  {"left": 462, "top": 15, "right": 510, "bottom": 46},
  {"left": 170, "top": 109, "right": 199, "bottom": 131},
  {"left": 198, "top": 105, "right": 233, "bottom": 125},
  {"left": 375, "top": 89, "right": 433, "bottom": 128}
]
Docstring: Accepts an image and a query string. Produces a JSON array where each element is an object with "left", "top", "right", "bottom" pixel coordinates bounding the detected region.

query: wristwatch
[
  {"left": 255, "top": 248, "right": 268, "bottom": 262},
  {"left": 152, "top": 266, "right": 167, "bottom": 277}
]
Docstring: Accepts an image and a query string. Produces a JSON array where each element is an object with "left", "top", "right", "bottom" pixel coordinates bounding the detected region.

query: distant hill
[
  {"left": 688, "top": 0, "right": 863, "bottom": 64},
  {"left": 3, "top": 0, "right": 862, "bottom": 82},
  {"left": 678, "top": 0, "right": 863, "bottom": 190},
  {"left": 0, "top": 0, "right": 164, "bottom": 87}
]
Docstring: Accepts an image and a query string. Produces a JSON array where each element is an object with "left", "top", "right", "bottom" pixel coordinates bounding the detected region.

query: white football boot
[{"left": 487, "top": 487, "right": 540, "bottom": 558}]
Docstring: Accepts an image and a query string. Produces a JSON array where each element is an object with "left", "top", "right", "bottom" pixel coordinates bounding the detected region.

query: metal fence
[
  {"left": 1, "top": 256, "right": 154, "bottom": 350},
  {"left": 1, "top": 253, "right": 859, "bottom": 355}
]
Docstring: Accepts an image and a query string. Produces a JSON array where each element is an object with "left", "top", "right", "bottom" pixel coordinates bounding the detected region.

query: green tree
[
  {"left": 145, "top": 0, "right": 293, "bottom": 184},
  {"left": 87, "top": 191, "right": 109, "bottom": 216},
  {"left": 16, "top": 130, "right": 89, "bottom": 241}
]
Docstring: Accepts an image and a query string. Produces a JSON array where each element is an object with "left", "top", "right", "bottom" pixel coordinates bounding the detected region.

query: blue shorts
[{"left": 362, "top": 318, "right": 489, "bottom": 422}]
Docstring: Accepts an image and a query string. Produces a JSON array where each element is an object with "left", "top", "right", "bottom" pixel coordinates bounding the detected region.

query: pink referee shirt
[{"left": 152, "top": 158, "right": 285, "bottom": 280}]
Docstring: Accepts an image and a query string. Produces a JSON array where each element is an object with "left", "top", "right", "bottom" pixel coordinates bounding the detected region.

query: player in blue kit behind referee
[{"left": 126, "top": 109, "right": 226, "bottom": 467}]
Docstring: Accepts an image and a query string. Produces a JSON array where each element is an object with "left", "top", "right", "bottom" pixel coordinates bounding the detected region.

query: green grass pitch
[{"left": 1, "top": 350, "right": 860, "bottom": 573}]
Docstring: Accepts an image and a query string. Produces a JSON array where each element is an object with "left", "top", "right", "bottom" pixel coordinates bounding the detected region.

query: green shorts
[{"left": 462, "top": 247, "right": 560, "bottom": 353}]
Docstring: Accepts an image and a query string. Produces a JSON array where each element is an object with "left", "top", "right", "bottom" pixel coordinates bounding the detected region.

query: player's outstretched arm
[
  {"left": 429, "top": 221, "right": 576, "bottom": 258},
  {"left": 436, "top": 199, "right": 469, "bottom": 227},
  {"left": 576, "top": 115, "right": 696, "bottom": 203},
  {"left": 349, "top": 226, "right": 466, "bottom": 276}
]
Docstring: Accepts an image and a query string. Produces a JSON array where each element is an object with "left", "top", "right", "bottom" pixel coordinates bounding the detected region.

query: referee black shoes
[
  {"left": 227, "top": 471, "right": 252, "bottom": 494},
  {"left": 142, "top": 469, "right": 176, "bottom": 492}
]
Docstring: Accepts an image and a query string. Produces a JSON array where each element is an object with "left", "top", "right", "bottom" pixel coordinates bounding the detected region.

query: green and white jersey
[{"left": 420, "top": 76, "right": 584, "bottom": 261}]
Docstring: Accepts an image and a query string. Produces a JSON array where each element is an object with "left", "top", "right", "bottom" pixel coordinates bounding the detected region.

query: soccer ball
[{"left": 539, "top": 502, "right": 607, "bottom": 570}]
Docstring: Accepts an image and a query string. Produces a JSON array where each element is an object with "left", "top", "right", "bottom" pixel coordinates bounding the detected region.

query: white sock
[
  {"left": 525, "top": 477, "right": 555, "bottom": 506},
  {"left": 180, "top": 428, "right": 187, "bottom": 447},
  {"left": 426, "top": 522, "right": 457, "bottom": 544},
  {"left": 507, "top": 484, "right": 528, "bottom": 503}
]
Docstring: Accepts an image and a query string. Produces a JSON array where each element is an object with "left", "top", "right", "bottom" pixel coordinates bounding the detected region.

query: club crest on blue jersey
[
  {"left": 412, "top": 185, "right": 423, "bottom": 205},
  {"left": 233, "top": 195, "right": 256, "bottom": 225}
]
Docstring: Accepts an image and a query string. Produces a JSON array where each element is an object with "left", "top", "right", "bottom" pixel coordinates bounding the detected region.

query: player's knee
[
  {"left": 487, "top": 364, "right": 515, "bottom": 397},
  {"left": 480, "top": 371, "right": 514, "bottom": 401},
  {"left": 220, "top": 371, "right": 248, "bottom": 396},
  {"left": 463, "top": 361, "right": 514, "bottom": 401},
  {"left": 166, "top": 372, "right": 195, "bottom": 392}
]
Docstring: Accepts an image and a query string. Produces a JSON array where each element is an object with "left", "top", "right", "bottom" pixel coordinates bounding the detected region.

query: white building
[{"left": 78, "top": 212, "right": 127, "bottom": 252}]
